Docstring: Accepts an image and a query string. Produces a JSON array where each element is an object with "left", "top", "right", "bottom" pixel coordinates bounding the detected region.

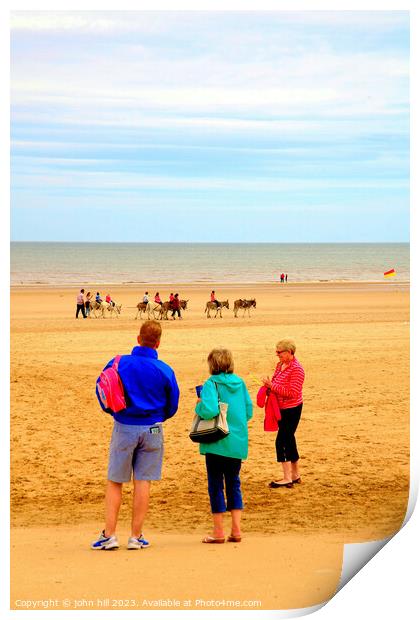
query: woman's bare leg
[
  {"left": 274, "top": 461, "right": 292, "bottom": 484},
  {"left": 291, "top": 459, "right": 300, "bottom": 480},
  {"left": 212, "top": 512, "right": 225, "bottom": 538},
  {"left": 230, "top": 509, "right": 242, "bottom": 537}
]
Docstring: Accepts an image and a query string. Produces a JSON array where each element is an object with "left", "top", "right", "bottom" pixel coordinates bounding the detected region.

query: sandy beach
[{"left": 10, "top": 282, "right": 410, "bottom": 610}]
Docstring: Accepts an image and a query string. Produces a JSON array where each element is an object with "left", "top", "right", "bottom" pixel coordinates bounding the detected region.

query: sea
[{"left": 10, "top": 242, "right": 409, "bottom": 286}]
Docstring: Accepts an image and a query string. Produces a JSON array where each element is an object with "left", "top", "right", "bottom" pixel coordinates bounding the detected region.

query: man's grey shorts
[{"left": 108, "top": 420, "right": 164, "bottom": 483}]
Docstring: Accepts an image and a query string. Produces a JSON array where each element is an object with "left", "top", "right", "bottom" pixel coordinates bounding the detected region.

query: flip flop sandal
[
  {"left": 269, "top": 481, "right": 293, "bottom": 488},
  {"left": 227, "top": 535, "right": 242, "bottom": 543},
  {"left": 202, "top": 535, "right": 225, "bottom": 544}
]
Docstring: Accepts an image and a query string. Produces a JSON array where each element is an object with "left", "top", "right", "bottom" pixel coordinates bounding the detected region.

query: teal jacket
[{"left": 195, "top": 373, "right": 253, "bottom": 460}]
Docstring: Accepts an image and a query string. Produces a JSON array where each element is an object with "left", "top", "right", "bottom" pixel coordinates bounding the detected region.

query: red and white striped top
[{"left": 270, "top": 357, "right": 305, "bottom": 410}]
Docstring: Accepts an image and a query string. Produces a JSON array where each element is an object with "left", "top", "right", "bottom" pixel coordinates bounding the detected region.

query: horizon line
[{"left": 10, "top": 240, "right": 410, "bottom": 244}]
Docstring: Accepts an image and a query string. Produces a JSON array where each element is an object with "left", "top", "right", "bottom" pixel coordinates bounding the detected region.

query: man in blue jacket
[{"left": 92, "top": 320, "right": 179, "bottom": 551}]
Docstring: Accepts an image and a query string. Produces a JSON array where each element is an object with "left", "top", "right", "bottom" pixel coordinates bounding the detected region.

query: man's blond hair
[{"left": 139, "top": 320, "right": 162, "bottom": 348}]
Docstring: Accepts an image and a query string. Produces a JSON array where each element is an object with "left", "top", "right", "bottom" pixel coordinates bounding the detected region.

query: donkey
[
  {"left": 135, "top": 302, "right": 152, "bottom": 320},
  {"left": 233, "top": 298, "right": 256, "bottom": 318},
  {"left": 205, "top": 300, "right": 229, "bottom": 318}
]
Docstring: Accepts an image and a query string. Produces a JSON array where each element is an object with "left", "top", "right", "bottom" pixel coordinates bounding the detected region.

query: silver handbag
[{"left": 189, "top": 383, "right": 229, "bottom": 443}]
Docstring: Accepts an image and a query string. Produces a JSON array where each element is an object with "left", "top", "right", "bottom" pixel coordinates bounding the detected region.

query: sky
[{"left": 10, "top": 10, "right": 410, "bottom": 242}]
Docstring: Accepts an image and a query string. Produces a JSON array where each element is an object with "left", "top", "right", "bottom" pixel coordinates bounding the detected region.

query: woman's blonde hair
[
  {"left": 276, "top": 339, "right": 296, "bottom": 355},
  {"left": 207, "top": 347, "right": 234, "bottom": 375}
]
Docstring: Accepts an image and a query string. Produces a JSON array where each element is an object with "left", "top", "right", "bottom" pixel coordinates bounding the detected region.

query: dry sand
[{"left": 10, "top": 282, "right": 410, "bottom": 610}]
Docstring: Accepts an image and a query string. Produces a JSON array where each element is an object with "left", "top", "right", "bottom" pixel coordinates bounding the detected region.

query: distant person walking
[
  {"left": 85, "top": 291, "right": 92, "bottom": 317},
  {"left": 91, "top": 321, "right": 180, "bottom": 550},
  {"left": 285, "top": 274, "right": 288, "bottom": 283},
  {"left": 76, "top": 289, "right": 86, "bottom": 318},
  {"left": 280, "top": 273, "right": 285, "bottom": 284},
  {"left": 171, "top": 293, "right": 182, "bottom": 320}
]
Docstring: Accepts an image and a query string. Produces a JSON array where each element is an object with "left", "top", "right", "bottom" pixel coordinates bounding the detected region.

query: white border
[{"left": 4, "top": 2, "right": 418, "bottom": 618}]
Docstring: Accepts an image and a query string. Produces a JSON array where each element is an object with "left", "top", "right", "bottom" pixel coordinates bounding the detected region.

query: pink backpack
[{"left": 96, "top": 355, "right": 127, "bottom": 413}]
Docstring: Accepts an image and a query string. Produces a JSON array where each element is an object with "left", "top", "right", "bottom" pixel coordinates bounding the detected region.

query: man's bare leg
[
  {"left": 131, "top": 480, "right": 151, "bottom": 538},
  {"left": 104, "top": 480, "right": 123, "bottom": 536}
]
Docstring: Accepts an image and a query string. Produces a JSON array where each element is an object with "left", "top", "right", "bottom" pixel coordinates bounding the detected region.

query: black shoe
[{"left": 269, "top": 481, "right": 293, "bottom": 489}]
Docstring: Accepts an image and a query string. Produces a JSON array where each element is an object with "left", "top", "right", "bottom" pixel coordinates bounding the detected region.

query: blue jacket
[
  {"left": 97, "top": 346, "right": 179, "bottom": 425},
  {"left": 195, "top": 373, "right": 253, "bottom": 460}
]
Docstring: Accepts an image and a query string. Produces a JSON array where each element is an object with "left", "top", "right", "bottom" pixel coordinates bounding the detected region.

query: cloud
[
  {"left": 11, "top": 44, "right": 408, "bottom": 127},
  {"left": 12, "top": 168, "right": 408, "bottom": 194},
  {"left": 10, "top": 10, "right": 408, "bottom": 33},
  {"left": 10, "top": 12, "right": 151, "bottom": 33},
  {"left": 10, "top": 10, "right": 409, "bottom": 242}
]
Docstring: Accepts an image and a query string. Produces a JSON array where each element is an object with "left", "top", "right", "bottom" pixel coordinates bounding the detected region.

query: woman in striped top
[{"left": 262, "top": 339, "right": 305, "bottom": 489}]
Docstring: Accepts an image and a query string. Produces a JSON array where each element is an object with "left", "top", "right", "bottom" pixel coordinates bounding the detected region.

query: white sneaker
[
  {"left": 127, "top": 534, "right": 150, "bottom": 549},
  {"left": 91, "top": 530, "right": 119, "bottom": 550}
]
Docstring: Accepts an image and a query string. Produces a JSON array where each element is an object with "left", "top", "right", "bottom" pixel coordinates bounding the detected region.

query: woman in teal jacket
[{"left": 195, "top": 347, "right": 253, "bottom": 544}]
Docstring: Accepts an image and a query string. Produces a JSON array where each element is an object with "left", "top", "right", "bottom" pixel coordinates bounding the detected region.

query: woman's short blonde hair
[
  {"left": 276, "top": 339, "right": 296, "bottom": 355},
  {"left": 207, "top": 347, "right": 234, "bottom": 374}
]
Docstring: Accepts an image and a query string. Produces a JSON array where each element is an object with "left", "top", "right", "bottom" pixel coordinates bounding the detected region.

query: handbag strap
[{"left": 212, "top": 381, "right": 221, "bottom": 403}]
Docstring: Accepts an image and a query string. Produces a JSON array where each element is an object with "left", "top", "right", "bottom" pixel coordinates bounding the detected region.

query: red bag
[
  {"left": 257, "top": 386, "right": 281, "bottom": 431},
  {"left": 96, "top": 355, "right": 126, "bottom": 413}
]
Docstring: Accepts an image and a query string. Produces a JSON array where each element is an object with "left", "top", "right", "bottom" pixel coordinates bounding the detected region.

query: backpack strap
[{"left": 112, "top": 355, "right": 122, "bottom": 370}]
